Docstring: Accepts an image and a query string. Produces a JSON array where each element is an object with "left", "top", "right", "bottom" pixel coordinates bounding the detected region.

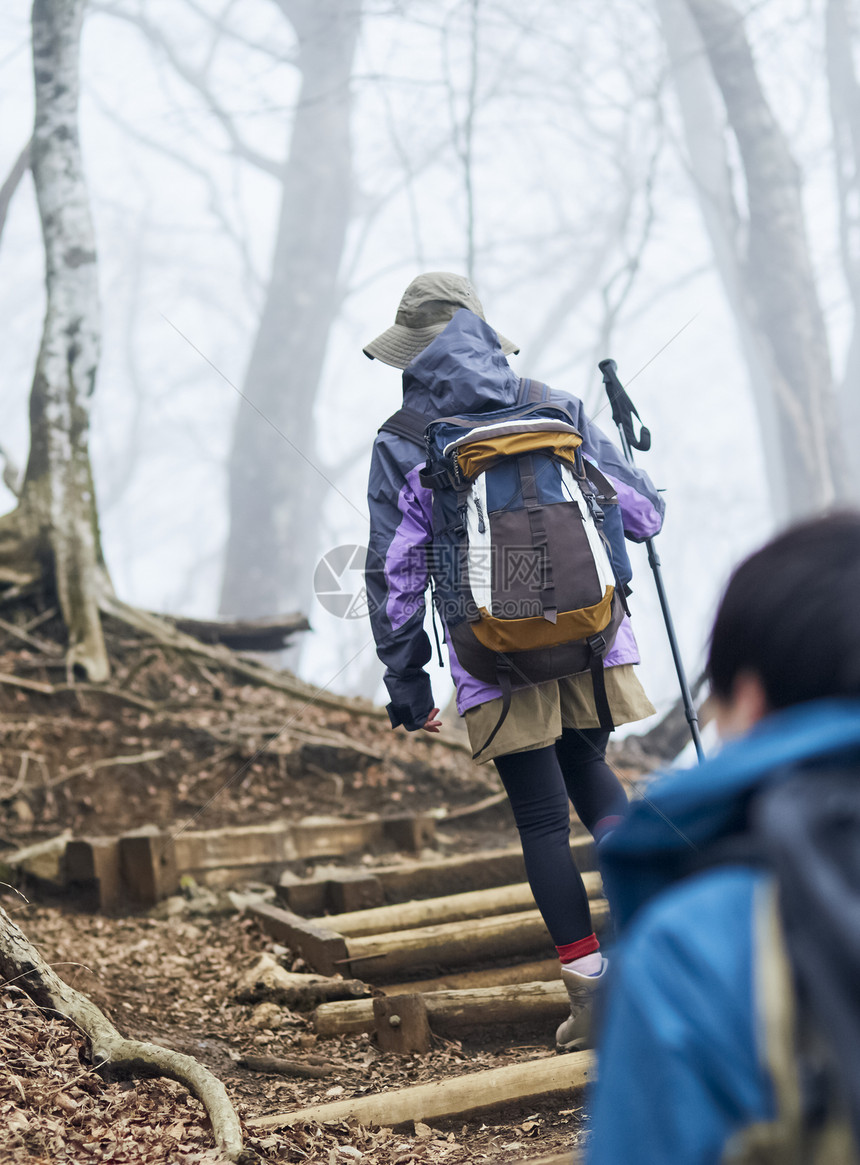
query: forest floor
[{"left": 0, "top": 598, "right": 649, "bottom": 1164}]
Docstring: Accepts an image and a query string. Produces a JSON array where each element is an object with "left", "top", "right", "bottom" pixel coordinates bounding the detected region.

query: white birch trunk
[{"left": 17, "top": 0, "right": 110, "bottom": 680}]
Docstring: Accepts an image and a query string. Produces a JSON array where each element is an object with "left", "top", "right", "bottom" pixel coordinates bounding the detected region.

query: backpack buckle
[{"left": 586, "top": 633, "right": 607, "bottom": 657}]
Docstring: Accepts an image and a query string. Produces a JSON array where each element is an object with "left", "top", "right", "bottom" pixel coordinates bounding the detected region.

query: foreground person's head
[{"left": 707, "top": 511, "right": 860, "bottom": 739}]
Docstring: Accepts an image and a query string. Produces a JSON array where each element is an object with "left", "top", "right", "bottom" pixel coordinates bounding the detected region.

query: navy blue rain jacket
[
  {"left": 365, "top": 309, "right": 665, "bottom": 731},
  {"left": 588, "top": 697, "right": 860, "bottom": 1164}
]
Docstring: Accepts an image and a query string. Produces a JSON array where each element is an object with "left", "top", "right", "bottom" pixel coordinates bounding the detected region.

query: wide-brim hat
[{"left": 363, "top": 271, "right": 519, "bottom": 369}]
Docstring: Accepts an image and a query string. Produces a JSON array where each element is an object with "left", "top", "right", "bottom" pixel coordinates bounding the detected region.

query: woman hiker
[{"left": 363, "top": 272, "right": 664, "bottom": 1050}]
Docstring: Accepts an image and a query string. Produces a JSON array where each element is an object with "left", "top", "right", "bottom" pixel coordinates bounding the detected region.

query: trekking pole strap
[{"left": 598, "top": 359, "right": 651, "bottom": 453}]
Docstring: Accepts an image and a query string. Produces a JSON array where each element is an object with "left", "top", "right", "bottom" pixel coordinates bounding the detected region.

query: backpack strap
[
  {"left": 586, "top": 633, "right": 615, "bottom": 733},
  {"left": 517, "top": 378, "right": 549, "bottom": 405},
  {"left": 582, "top": 460, "right": 618, "bottom": 501},
  {"left": 519, "top": 452, "right": 557, "bottom": 623},
  {"left": 378, "top": 406, "right": 428, "bottom": 445},
  {"left": 471, "top": 661, "right": 513, "bottom": 760}
]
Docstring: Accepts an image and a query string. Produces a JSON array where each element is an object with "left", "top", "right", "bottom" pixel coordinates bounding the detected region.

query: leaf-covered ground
[
  {"left": 1, "top": 904, "right": 590, "bottom": 1163},
  {"left": 0, "top": 600, "right": 633, "bottom": 1162}
]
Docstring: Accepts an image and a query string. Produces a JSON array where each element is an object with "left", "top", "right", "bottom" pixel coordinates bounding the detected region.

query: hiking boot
[{"left": 555, "top": 958, "right": 607, "bottom": 1053}]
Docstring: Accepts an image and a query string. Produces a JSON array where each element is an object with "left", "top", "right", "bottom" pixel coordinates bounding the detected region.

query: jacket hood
[
  {"left": 600, "top": 698, "right": 860, "bottom": 930},
  {"left": 401, "top": 309, "right": 520, "bottom": 416}
]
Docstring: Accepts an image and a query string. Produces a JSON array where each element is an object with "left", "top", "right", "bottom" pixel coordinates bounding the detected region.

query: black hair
[{"left": 707, "top": 510, "right": 860, "bottom": 709}]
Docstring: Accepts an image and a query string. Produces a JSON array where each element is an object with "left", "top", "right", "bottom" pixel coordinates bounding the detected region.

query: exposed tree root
[{"left": 0, "top": 905, "right": 257, "bottom": 1163}]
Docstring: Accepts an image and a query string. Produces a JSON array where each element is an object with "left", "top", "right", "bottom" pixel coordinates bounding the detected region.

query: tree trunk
[
  {"left": 219, "top": 0, "right": 361, "bottom": 620},
  {"left": 683, "top": 0, "right": 851, "bottom": 513},
  {"left": 0, "top": 0, "right": 110, "bottom": 681},
  {"left": 826, "top": 0, "right": 860, "bottom": 479},
  {"left": 656, "top": 0, "right": 794, "bottom": 521}
]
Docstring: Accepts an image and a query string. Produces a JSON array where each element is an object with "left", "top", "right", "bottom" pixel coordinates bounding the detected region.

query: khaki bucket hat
[{"left": 363, "top": 271, "right": 519, "bottom": 369}]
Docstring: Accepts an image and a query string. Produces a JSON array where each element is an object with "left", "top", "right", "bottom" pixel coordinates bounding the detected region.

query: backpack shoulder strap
[
  {"left": 378, "top": 406, "right": 428, "bottom": 445},
  {"left": 517, "top": 378, "right": 549, "bottom": 405},
  {"left": 582, "top": 460, "right": 618, "bottom": 500}
]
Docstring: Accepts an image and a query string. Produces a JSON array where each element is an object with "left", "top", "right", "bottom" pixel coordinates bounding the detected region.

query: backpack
[
  {"left": 688, "top": 768, "right": 860, "bottom": 1164},
  {"left": 379, "top": 378, "right": 633, "bottom": 758}
]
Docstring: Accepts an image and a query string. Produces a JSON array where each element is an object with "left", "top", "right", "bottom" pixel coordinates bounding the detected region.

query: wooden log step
[
  {"left": 251, "top": 897, "right": 609, "bottom": 980},
  {"left": 247, "top": 1049, "right": 594, "bottom": 1130},
  {"left": 277, "top": 839, "right": 597, "bottom": 915},
  {"left": 513, "top": 1156, "right": 580, "bottom": 1165},
  {"left": 338, "top": 901, "right": 609, "bottom": 981},
  {"left": 247, "top": 903, "right": 349, "bottom": 976},
  {"left": 314, "top": 979, "right": 571, "bottom": 1037},
  {"left": 311, "top": 873, "right": 604, "bottom": 937},
  {"left": 176, "top": 812, "right": 435, "bottom": 880},
  {"left": 384, "top": 957, "right": 560, "bottom": 996},
  {"left": 368, "top": 838, "right": 596, "bottom": 904}
]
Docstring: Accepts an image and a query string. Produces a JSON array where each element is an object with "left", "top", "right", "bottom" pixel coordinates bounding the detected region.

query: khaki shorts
[{"left": 464, "top": 664, "right": 655, "bottom": 763}]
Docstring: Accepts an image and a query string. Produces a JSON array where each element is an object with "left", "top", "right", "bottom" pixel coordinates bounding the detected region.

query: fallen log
[
  {"left": 236, "top": 1055, "right": 332, "bottom": 1080},
  {"left": 314, "top": 979, "right": 570, "bottom": 1038},
  {"left": 0, "top": 906, "right": 254, "bottom": 1163},
  {"left": 234, "top": 953, "right": 372, "bottom": 1008},
  {"left": 247, "top": 1049, "right": 594, "bottom": 1130},
  {"left": 312, "top": 873, "right": 604, "bottom": 937},
  {"left": 171, "top": 612, "right": 310, "bottom": 652}
]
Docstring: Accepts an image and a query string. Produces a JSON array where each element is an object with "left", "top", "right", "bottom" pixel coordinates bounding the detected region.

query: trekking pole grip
[{"left": 599, "top": 358, "right": 651, "bottom": 453}]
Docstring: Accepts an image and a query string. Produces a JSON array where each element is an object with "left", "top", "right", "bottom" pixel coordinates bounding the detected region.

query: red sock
[{"left": 556, "top": 933, "right": 599, "bottom": 964}]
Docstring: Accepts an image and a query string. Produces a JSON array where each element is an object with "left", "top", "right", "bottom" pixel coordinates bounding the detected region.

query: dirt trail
[{"left": 0, "top": 600, "right": 640, "bottom": 1161}]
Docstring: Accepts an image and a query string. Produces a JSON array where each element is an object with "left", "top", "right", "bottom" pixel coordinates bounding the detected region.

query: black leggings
[{"left": 493, "top": 728, "right": 628, "bottom": 948}]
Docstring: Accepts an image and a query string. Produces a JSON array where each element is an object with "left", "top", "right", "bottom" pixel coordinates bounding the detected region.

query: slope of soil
[{"left": 0, "top": 599, "right": 608, "bottom": 1162}]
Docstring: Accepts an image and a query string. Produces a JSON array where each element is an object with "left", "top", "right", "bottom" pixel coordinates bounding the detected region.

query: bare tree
[
  {"left": 660, "top": 0, "right": 853, "bottom": 516},
  {"left": 219, "top": 0, "right": 362, "bottom": 619},
  {"left": 0, "top": 0, "right": 110, "bottom": 681},
  {"left": 826, "top": 0, "right": 860, "bottom": 457}
]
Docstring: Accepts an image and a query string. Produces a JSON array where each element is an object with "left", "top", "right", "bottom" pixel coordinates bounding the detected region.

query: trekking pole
[{"left": 598, "top": 358, "right": 705, "bottom": 763}]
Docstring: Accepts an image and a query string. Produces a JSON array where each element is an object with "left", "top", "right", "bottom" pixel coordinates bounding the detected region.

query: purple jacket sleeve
[{"left": 366, "top": 434, "right": 436, "bottom": 731}]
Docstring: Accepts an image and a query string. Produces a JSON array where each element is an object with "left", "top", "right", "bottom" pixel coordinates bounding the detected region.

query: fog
[{"left": 2, "top": 0, "right": 857, "bottom": 732}]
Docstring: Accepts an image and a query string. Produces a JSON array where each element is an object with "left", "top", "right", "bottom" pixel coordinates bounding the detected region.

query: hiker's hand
[{"left": 422, "top": 707, "right": 442, "bottom": 733}]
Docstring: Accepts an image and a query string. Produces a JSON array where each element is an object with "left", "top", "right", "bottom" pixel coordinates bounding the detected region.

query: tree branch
[
  {"left": 0, "top": 139, "right": 31, "bottom": 249},
  {"left": 90, "top": 2, "right": 283, "bottom": 176}
]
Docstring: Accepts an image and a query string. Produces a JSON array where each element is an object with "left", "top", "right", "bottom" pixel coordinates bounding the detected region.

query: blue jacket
[
  {"left": 366, "top": 309, "right": 665, "bottom": 730},
  {"left": 588, "top": 698, "right": 860, "bottom": 1164}
]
